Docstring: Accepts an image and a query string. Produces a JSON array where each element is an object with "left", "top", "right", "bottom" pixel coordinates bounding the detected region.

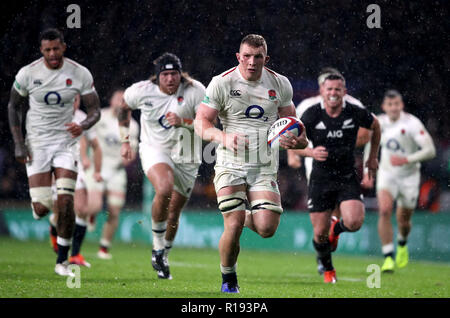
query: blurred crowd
[{"left": 0, "top": 0, "right": 448, "bottom": 211}]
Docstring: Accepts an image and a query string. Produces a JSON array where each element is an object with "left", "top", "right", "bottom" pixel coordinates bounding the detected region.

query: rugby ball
[{"left": 268, "top": 116, "right": 304, "bottom": 149}]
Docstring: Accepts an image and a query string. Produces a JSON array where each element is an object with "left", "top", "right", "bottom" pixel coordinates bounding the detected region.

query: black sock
[
  {"left": 71, "top": 224, "right": 87, "bottom": 256},
  {"left": 384, "top": 252, "right": 394, "bottom": 258},
  {"left": 222, "top": 272, "right": 238, "bottom": 284},
  {"left": 398, "top": 239, "right": 407, "bottom": 247},
  {"left": 56, "top": 244, "right": 70, "bottom": 264},
  {"left": 313, "top": 240, "right": 334, "bottom": 271},
  {"left": 50, "top": 225, "right": 57, "bottom": 236},
  {"left": 333, "top": 219, "right": 350, "bottom": 236}
]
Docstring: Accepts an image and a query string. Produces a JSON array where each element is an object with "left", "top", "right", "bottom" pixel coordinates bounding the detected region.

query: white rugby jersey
[
  {"left": 14, "top": 57, "right": 95, "bottom": 147},
  {"left": 376, "top": 111, "right": 435, "bottom": 177},
  {"left": 203, "top": 66, "right": 293, "bottom": 168},
  {"left": 124, "top": 79, "right": 205, "bottom": 164},
  {"left": 93, "top": 108, "right": 139, "bottom": 171},
  {"left": 296, "top": 94, "right": 365, "bottom": 182}
]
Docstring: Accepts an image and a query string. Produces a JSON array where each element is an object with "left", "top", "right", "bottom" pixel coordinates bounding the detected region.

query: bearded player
[
  {"left": 119, "top": 53, "right": 205, "bottom": 279},
  {"left": 362, "top": 90, "right": 436, "bottom": 272},
  {"left": 195, "top": 34, "right": 308, "bottom": 293},
  {"left": 8, "top": 28, "right": 100, "bottom": 276}
]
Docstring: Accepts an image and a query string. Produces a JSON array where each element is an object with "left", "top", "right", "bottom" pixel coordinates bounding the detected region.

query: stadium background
[{"left": 0, "top": 0, "right": 449, "bottom": 263}]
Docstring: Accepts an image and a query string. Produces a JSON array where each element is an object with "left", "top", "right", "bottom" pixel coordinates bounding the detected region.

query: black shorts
[{"left": 308, "top": 173, "right": 363, "bottom": 212}]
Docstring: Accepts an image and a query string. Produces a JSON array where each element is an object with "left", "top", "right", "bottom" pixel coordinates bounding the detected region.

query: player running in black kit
[{"left": 290, "top": 73, "right": 381, "bottom": 283}]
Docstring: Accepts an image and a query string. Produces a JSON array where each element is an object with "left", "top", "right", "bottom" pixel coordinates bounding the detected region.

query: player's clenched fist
[
  {"left": 166, "top": 112, "right": 182, "bottom": 127},
  {"left": 65, "top": 122, "right": 83, "bottom": 138}
]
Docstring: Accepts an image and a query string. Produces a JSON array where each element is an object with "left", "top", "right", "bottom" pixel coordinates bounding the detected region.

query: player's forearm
[
  {"left": 194, "top": 118, "right": 224, "bottom": 144},
  {"left": 7, "top": 88, "right": 26, "bottom": 145},
  {"left": 368, "top": 118, "right": 381, "bottom": 160},
  {"left": 118, "top": 105, "right": 132, "bottom": 142},
  {"left": 406, "top": 140, "right": 436, "bottom": 163},
  {"left": 291, "top": 147, "right": 313, "bottom": 157},
  {"left": 278, "top": 104, "right": 296, "bottom": 117},
  {"left": 80, "top": 92, "right": 101, "bottom": 130},
  {"left": 92, "top": 142, "right": 102, "bottom": 174}
]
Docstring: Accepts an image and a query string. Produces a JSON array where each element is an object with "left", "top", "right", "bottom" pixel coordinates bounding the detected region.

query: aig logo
[
  {"left": 230, "top": 90, "right": 241, "bottom": 97},
  {"left": 327, "top": 130, "right": 343, "bottom": 138}
]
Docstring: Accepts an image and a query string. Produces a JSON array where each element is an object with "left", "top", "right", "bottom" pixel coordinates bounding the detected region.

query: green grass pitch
[{"left": 0, "top": 238, "right": 448, "bottom": 298}]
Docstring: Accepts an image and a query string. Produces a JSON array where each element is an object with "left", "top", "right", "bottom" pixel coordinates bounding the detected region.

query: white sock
[
  {"left": 100, "top": 238, "right": 111, "bottom": 248},
  {"left": 152, "top": 220, "right": 167, "bottom": 251},
  {"left": 220, "top": 263, "right": 237, "bottom": 274},
  {"left": 75, "top": 216, "right": 87, "bottom": 226},
  {"left": 57, "top": 236, "right": 72, "bottom": 246},
  {"left": 382, "top": 243, "right": 394, "bottom": 255}
]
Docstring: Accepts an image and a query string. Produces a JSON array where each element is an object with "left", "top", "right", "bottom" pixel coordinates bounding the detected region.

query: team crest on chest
[
  {"left": 177, "top": 96, "right": 184, "bottom": 105},
  {"left": 268, "top": 89, "right": 277, "bottom": 101},
  {"left": 66, "top": 78, "right": 72, "bottom": 87}
]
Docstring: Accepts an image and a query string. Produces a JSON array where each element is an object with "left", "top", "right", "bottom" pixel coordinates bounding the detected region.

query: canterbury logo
[{"left": 229, "top": 90, "right": 241, "bottom": 97}]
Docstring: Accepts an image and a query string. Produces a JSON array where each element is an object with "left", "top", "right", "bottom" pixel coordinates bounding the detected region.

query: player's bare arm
[
  {"left": 118, "top": 100, "right": 132, "bottom": 160},
  {"left": 7, "top": 86, "right": 30, "bottom": 163},
  {"left": 166, "top": 111, "right": 194, "bottom": 129},
  {"left": 65, "top": 92, "right": 101, "bottom": 138},
  {"left": 90, "top": 138, "right": 103, "bottom": 182},
  {"left": 195, "top": 104, "right": 248, "bottom": 153},
  {"left": 79, "top": 135, "right": 91, "bottom": 170},
  {"left": 365, "top": 115, "right": 381, "bottom": 179}
]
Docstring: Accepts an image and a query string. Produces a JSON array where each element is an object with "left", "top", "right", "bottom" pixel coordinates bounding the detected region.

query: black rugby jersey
[{"left": 300, "top": 100, "right": 373, "bottom": 179}]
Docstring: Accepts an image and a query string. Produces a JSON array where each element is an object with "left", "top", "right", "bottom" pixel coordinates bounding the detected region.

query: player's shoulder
[
  {"left": 344, "top": 94, "right": 365, "bottom": 108},
  {"left": 345, "top": 100, "right": 366, "bottom": 111},
  {"left": 64, "top": 58, "right": 92, "bottom": 75},
  {"left": 264, "top": 67, "right": 291, "bottom": 87},
  {"left": 301, "top": 101, "right": 322, "bottom": 120},
  {"left": 211, "top": 67, "right": 238, "bottom": 85},
  {"left": 402, "top": 112, "right": 424, "bottom": 126}
]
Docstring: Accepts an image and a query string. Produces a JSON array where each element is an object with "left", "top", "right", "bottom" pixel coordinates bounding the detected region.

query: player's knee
[
  {"left": 155, "top": 184, "right": 173, "bottom": 200},
  {"left": 224, "top": 219, "right": 245, "bottom": 236},
  {"left": 257, "top": 225, "right": 276, "bottom": 238},
  {"left": 29, "top": 186, "right": 53, "bottom": 219},
  {"left": 32, "top": 202, "right": 50, "bottom": 218},
  {"left": 345, "top": 218, "right": 364, "bottom": 232},
  {"left": 379, "top": 207, "right": 392, "bottom": 218}
]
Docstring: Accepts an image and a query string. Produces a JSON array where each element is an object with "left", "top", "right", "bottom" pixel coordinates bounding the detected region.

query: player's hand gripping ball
[{"left": 268, "top": 116, "right": 305, "bottom": 150}]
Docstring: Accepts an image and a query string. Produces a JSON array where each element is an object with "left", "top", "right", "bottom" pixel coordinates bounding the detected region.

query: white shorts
[
  {"left": 25, "top": 141, "right": 78, "bottom": 177},
  {"left": 376, "top": 171, "right": 420, "bottom": 209},
  {"left": 85, "top": 167, "right": 127, "bottom": 193},
  {"left": 213, "top": 165, "right": 280, "bottom": 194},
  {"left": 139, "top": 143, "right": 199, "bottom": 198}
]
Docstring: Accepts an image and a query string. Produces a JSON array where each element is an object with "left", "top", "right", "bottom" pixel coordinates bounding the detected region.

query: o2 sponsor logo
[
  {"left": 245, "top": 105, "right": 268, "bottom": 122},
  {"left": 44, "top": 91, "right": 63, "bottom": 107}
]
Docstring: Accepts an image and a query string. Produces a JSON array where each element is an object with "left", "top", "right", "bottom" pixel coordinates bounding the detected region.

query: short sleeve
[
  {"left": 191, "top": 81, "right": 206, "bottom": 114},
  {"left": 80, "top": 67, "right": 95, "bottom": 96},
  {"left": 14, "top": 66, "right": 30, "bottom": 97},
  {"left": 355, "top": 106, "right": 374, "bottom": 129},
  {"left": 123, "top": 84, "right": 140, "bottom": 110},
  {"left": 203, "top": 76, "right": 224, "bottom": 111},
  {"left": 278, "top": 76, "right": 294, "bottom": 108},
  {"left": 409, "top": 117, "right": 431, "bottom": 145}
]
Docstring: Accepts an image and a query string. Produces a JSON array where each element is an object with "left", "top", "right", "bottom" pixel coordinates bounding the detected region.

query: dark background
[{"left": 0, "top": 0, "right": 448, "bottom": 211}]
